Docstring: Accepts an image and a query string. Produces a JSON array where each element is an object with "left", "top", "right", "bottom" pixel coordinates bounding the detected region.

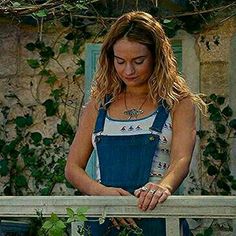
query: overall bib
[{"left": 85, "top": 97, "right": 190, "bottom": 236}]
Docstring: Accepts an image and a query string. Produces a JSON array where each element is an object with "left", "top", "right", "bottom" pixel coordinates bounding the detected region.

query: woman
[{"left": 65, "top": 11, "right": 205, "bottom": 235}]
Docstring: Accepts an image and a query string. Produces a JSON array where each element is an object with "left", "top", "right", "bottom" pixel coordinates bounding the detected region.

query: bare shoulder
[
  {"left": 79, "top": 98, "right": 99, "bottom": 130},
  {"left": 171, "top": 96, "right": 196, "bottom": 127},
  {"left": 173, "top": 96, "right": 195, "bottom": 116}
]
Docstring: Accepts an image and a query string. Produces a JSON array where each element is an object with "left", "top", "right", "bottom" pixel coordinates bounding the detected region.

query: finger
[
  {"left": 140, "top": 189, "right": 156, "bottom": 211},
  {"left": 118, "top": 188, "right": 131, "bottom": 196},
  {"left": 148, "top": 190, "right": 162, "bottom": 210},
  {"left": 110, "top": 217, "right": 120, "bottom": 230},
  {"left": 137, "top": 185, "right": 152, "bottom": 209},
  {"left": 117, "top": 217, "right": 130, "bottom": 227},
  {"left": 158, "top": 190, "right": 171, "bottom": 203},
  {"left": 126, "top": 218, "right": 138, "bottom": 228},
  {"left": 134, "top": 188, "right": 141, "bottom": 197}
]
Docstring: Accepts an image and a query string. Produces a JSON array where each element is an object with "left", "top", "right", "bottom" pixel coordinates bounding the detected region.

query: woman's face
[{"left": 113, "top": 38, "right": 154, "bottom": 89}]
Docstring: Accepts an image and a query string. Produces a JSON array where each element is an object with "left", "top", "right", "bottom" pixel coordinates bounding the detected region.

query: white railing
[{"left": 0, "top": 196, "right": 236, "bottom": 236}]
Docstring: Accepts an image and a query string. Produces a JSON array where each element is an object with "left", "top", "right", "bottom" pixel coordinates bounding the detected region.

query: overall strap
[
  {"left": 150, "top": 101, "right": 169, "bottom": 133},
  {"left": 94, "top": 94, "right": 112, "bottom": 134}
]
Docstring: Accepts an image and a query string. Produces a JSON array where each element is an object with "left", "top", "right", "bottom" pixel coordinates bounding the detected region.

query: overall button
[
  {"left": 149, "top": 136, "right": 155, "bottom": 141},
  {"left": 95, "top": 136, "right": 101, "bottom": 142}
]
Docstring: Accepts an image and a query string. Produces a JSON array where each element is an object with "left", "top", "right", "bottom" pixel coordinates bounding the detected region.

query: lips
[{"left": 124, "top": 76, "right": 138, "bottom": 80}]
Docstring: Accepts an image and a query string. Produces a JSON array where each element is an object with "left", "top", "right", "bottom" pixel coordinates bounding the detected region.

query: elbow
[{"left": 64, "top": 162, "right": 72, "bottom": 183}]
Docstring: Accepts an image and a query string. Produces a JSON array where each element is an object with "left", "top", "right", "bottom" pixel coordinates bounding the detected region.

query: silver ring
[
  {"left": 141, "top": 186, "right": 148, "bottom": 191},
  {"left": 149, "top": 189, "right": 156, "bottom": 194}
]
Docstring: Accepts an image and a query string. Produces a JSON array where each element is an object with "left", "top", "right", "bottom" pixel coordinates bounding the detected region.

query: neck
[{"left": 125, "top": 87, "right": 149, "bottom": 97}]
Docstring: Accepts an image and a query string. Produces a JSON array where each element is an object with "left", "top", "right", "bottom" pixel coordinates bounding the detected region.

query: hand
[
  {"left": 134, "top": 182, "right": 171, "bottom": 211},
  {"left": 99, "top": 186, "right": 130, "bottom": 196},
  {"left": 100, "top": 186, "right": 138, "bottom": 229},
  {"left": 109, "top": 217, "right": 138, "bottom": 230}
]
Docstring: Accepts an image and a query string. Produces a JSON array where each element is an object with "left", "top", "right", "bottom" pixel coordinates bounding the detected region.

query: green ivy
[{"left": 193, "top": 94, "right": 236, "bottom": 235}]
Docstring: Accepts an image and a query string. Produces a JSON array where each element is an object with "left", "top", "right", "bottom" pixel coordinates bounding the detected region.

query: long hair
[{"left": 91, "top": 11, "right": 205, "bottom": 111}]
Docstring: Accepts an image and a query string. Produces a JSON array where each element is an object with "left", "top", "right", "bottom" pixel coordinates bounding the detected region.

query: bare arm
[
  {"left": 65, "top": 99, "right": 130, "bottom": 196},
  {"left": 135, "top": 97, "right": 196, "bottom": 210},
  {"left": 159, "top": 96, "right": 196, "bottom": 192}
]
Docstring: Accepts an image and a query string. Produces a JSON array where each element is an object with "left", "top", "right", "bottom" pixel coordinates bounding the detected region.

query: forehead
[{"left": 113, "top": 38, "right": 150, "bottom": 57}]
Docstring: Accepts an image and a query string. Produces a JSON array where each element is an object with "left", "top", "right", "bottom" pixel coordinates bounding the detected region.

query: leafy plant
[
  {"left": 190, "top": 94, "right": 236, "bottom": 235},
  {"left": 0, "top": 109, "right": 75, "bottom": 195},
  {"left": 197, "top": 94, "right": 236, "bottom": 195},
  {"left": 39, "top": 207, "right": 89, "bottom": 236}
]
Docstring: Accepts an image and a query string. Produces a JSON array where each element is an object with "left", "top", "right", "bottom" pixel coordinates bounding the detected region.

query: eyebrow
[{"left": 114, "top": 55, "right": 147, "bottom": 60}]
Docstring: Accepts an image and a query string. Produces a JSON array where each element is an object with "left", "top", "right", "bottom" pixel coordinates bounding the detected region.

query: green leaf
[
  {"left": 25, "top": 43, "right": 36, "bottom": 51},
  {"left": 221, "top": 182, "right": 230, "bottom": 192},
  {"left": 209, "top": 111, "right": 222, "bottom": 122},
  {"left": 66, "top": 208, "right": 74, "bottom": 218},
  {"left": 27, "top": 59, "right": 40, "bottom": 69},
  {"left": 43, "top": 138, "right": 53, "bottom": 146},
  {"left": 209, "top": 94, "right": 217, "bottom": 101},
  {"left": 65, "top": 32, "right": 74, "bottom": 40},
  {"left": 0, "top": 139, "right": 5, "bottom": 151},
  {"left": 76, "top": 207, "right": 89, "bottom": 214},
  {"left": 15, "top": 116, "right": 27, "bottom": 128},
  {"left": 222, "top": 106, "right": 233, "bottom": 117},
  {"left": 203, "top": 142, "right": 217, "bottom": 156},
  {"left": 12, "top": 2, "right": 21, "bottom": 7},
  {"left": 54, "top": 220, "right": 66, "bottom": 229},
  {"left": 15, "top": 175, "right": 28, "bottom": 187},
  {"left": 208, "top": 104, "right": 219, "bottom": 113},
  {"left": 33, "top": 9, "right": 48, "bottom": 18},
  {"left": 0, "top": 159, "right": 9, "bottom": 176},
  {"left": 35, "top": 40, "right": 45, "bottom": 49},
  {"left": 51, "top": 88, "right": 63, "bottom": 100},
  {"left": 42, "top": 220, "right": 53, "bottom": 230},
  {"left": 204, "top": 227, "right": 213, "bottom": 236},
  {"left": 217, "top": 179, "right": 225, "bottom": 189},
  {"left": 207, "top": 165, "right": 218, "bottom": 176},
  {"left": 31, "top": 132, "right": 42, "bottom": 144},
  {"left": 39, "top": 69, "right": 51, "bottom": 77},
  {"left": 46, "top": 75, "right": 57, "bottom": 86},
  {"left": 43, "top": 99, "right": 58, "bottom": 116},
  {"left": 51, "top": 212, "right": 59, "bottom": 222},
  {"left": 215, "top": 124, "right": 226, "bottom": 134},
  {"left": 59, "top": 43, "right": 69, "bottom": 54},
  {"left": 75, "top": 214, "right": 87, "bottom": 222},
  {"left": 25, "top": 115, "right": 33, "bottom": 126},
  {"left": 40, "top": 187, "right": 51, "bottom": 196},
  {"left": 229, "top": 119, "right": 236, "bottom": 129},
  {"left": 39, "top": 46, "right": 55, "bottom": 59},
  {"left": 216, "top": 96, "right": 225, "bottom": 105},
  {"left": 217, "top": 152, "right": 228, "bottom": 162},
  {"left": 231, "top": 180, "right": 236, "bottom": 190},
  {"left": 75, "top": 4, "right": 88, "bottom": 10},
  {"left": 57, "top": 116, "right": 74, "bottom": 137}
]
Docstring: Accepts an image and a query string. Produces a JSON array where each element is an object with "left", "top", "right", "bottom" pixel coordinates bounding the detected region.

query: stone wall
[{"left": 0, "top": 16, "right": 235, "bottom": 195}]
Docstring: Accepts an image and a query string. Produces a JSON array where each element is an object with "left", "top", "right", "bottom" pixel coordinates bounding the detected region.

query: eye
[
  {"left": 134, "top": 59, "right": 144, "bottom": 65},
  {"left": 115, "top": 57, "right": 125, "bottom": 65}
]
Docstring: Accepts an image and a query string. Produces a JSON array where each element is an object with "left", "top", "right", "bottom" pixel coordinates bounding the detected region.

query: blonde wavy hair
[{"left": 91, "top": 11, "right": 205, "bottom": 111}]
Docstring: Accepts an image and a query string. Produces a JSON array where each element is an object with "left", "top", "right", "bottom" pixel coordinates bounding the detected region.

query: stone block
[
  {"left": 0, "top": 24, "right": 18, "bottom": 77},
  {"left": 200, "top": 61, "right": 229, "bottom": 96}
]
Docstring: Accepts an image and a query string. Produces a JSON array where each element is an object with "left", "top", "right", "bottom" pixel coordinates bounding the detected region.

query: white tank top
[{"left": 92, "top": 110, "right": 172, "bottom": 183}]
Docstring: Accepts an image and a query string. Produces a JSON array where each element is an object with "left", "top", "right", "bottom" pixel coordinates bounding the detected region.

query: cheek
[{"left": 114, "top": 63, "right": 123, "bottom": 75}]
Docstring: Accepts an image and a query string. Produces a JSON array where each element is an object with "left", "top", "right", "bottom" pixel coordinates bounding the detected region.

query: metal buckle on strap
[{"left": 149, "top": 128, "right": 161, "bottom": 136}]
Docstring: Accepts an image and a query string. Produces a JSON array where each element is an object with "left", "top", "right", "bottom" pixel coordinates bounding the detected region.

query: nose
[{"left": 124, "top": 63, "right": 135, "bottom": 75}]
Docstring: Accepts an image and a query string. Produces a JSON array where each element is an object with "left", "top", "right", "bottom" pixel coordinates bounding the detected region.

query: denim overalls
[{"left": 85, "top": 97, "right": 190, "bottom": 236}]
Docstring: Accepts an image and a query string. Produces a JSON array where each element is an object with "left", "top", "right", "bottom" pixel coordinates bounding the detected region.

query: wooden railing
[{"left": 0, "top": 196, "right": 236, "bottom": 236}]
